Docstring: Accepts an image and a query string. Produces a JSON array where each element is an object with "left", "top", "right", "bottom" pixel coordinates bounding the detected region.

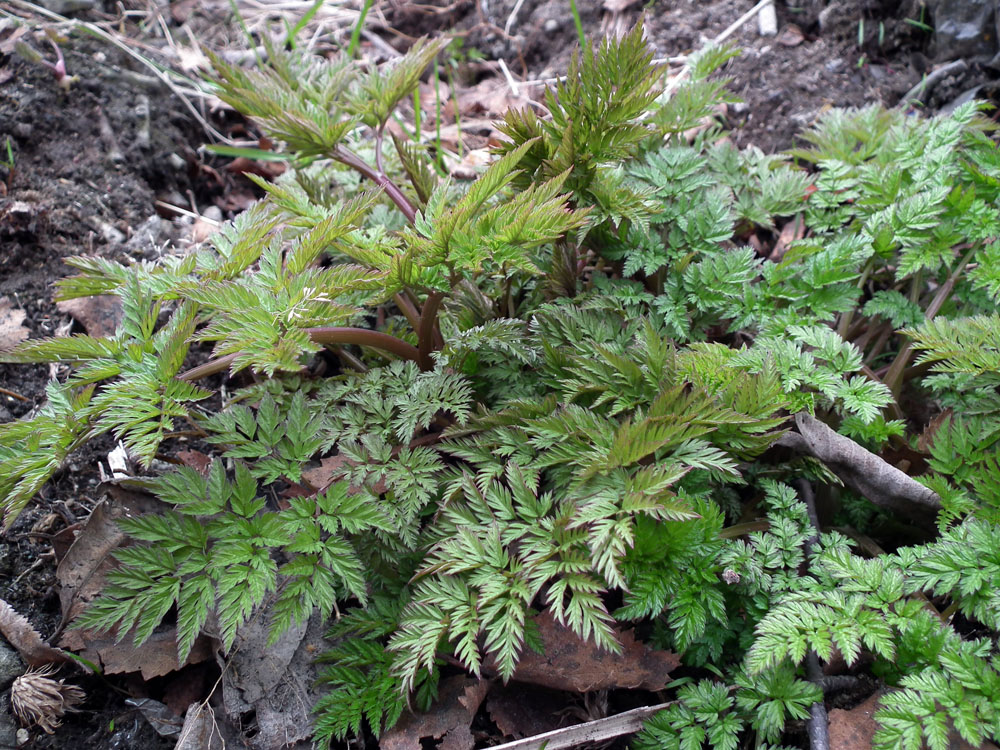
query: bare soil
[{"left": 0, "top": 0, "right": 993, "bottom": 747}]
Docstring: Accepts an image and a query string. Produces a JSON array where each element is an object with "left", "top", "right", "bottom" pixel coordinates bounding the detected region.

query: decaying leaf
[
  {"left": 56, "top": 485, "right": 162, "bottom": 626},
  {"left": 508, "top": 613, "right": 680, "bottom": 692},
  {"left": 487, "top": 684, "right": 565, "bottom": 740},
  {"left": 176, "top": 449, "right": 213, "bottom": 477},
  {"left": 0, "top": 296, "right": 29, "bottom": 350},
  {"left": 0, "top": 597, "right": 72, "bottom": 668},
  {"left": 828, "top": 693, "right": 1000, "bottom": 750},
  {"left": 301, "top": 454, "right": 388, "bottom": 495},
  {"left": 381, "top": 675, "right": 491, "bottom": 750},
  {"left": 174, "top": 703, "right": 229, "bottom": 750},
  {"left": 219, "top": 611, "right": 326, "bottom": 750},
  {"left": 55, "top": 295, "right": 122, "bottom": 338},
  {"left": 57, "top": 485, "right": 213, "bottom": 679}
]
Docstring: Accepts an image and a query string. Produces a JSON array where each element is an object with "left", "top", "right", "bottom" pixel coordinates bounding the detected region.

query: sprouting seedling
[
  {"left": 0, "top": 137, "right": 14, "bottom": 194},
  {"left": 14, "top": 30, "right": 79, "bottom": 92}
]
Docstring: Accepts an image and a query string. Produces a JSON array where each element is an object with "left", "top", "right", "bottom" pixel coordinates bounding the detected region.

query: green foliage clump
[{"left": 3, "top": 18, "right": 1000, "bottom": 750}]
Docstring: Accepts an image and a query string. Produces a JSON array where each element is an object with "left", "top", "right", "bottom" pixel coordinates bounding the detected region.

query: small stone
[
  {"left": 166, "top": 153, "right": 186, "bottom": 171},
  {"left": 543, "top": 18, "right": 560, "bottom": 33},
  {"left": 0, "top": 642, "right": 24, "bottom": 689},
  {"left": 0, "top": 701, "right": 15, "bottom": 748}
]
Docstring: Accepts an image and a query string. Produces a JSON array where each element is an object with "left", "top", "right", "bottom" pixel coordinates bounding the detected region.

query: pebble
[
  {"left": 0, "top": 709, "right": 16, "bottom": 750},
  {"left": 544, "top": 19, "right": 560, "bottom": 33}
]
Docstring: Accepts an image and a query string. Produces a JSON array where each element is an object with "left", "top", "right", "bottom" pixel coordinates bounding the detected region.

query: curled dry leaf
[
  {"left": 0, "top": 597, "right": 72, "bottom": 668},
  {"left": 219, "top": 612, "right": 326, "bottom": 749},
  {"left": 11, "top": 665, "right": 85, "bottom": 734}
]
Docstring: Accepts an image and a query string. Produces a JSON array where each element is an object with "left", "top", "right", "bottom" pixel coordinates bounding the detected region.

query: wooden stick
[{"left": 489, "top": 702, "right": 674, "bottom": 750}]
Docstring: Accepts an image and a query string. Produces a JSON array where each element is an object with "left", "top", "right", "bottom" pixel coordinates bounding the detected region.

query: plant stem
[
  {"left": 347, "top": 0, "right": 374, "bottom": 57},
  {"left": 883, "top": 245, "right": 976, "bottom": 397},
  {"left": 417, "top": 291, "right": 445, "bottom": 371},
  {"left": 332, "top": 144, "right": 417, "bottom": 224},
  {"left": 394, "top": 292, "right": 422, "bottom": 333},
  {"left": 794, "top": 479, "right": 831, "bottom": 750},
  {"left": 177, "top": 327, "right": 420, "bottom": 381},
  {"left": 837, "top": 257, "right": 874, "bottom": 339}
]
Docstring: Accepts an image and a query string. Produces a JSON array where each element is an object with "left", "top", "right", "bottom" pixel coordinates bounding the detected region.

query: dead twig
[
  {"left": 490, "top": 701, "right": 675, "bottom": 750},
  {"left": 779, "top": 412, "right": 941, "bottom": 515},
  {"left": 0, "top": 386, "right": 29, "bottom": 402},
  {"left": 899, "top": 59, "right": 968, "bottom": 109}
]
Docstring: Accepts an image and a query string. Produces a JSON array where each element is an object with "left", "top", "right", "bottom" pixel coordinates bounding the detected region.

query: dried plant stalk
[{"left": 11, "top": 665, "right": 85, "bottom": 734}]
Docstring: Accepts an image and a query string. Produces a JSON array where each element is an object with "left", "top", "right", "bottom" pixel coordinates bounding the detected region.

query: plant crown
[{"left": 2, "top": 22, "right": 1000, "bottom": 750}]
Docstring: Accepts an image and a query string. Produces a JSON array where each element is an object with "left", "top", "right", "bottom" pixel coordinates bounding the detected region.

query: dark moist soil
[{"left": 0, "top": 0, "right": 993, "bottom": 747}]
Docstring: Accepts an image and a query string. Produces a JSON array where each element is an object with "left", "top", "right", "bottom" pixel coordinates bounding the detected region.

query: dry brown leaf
[
  {"left": 0, "top": 597, "right": 72, "bottom": 668},
  {"left": 779, "top": 412, "right": 941, "bottom": 517},
  {"left": 918, "top": 408, "right": 954, "bottom": 453},
  {"left": 55, "top": 295, "right": 122, "bottom": 338},
  {"left": 66, "top": 621, "right": 214, "bottom": 681},
  {"left": 829, "top": 694, "right": 999, "bottom": 750},
  {"left": 301, "top": 454, "right": 388, "bottom": 495},
  {"left": 487, "top": 684, "right": 564, "bottom": 740},
  {"left": 0, "top": 296, "right": 29, "bottom": 350},
  {"left": 56, "top": 486, "right": 160, "bottom": 625},
  {"left": 56, "top": 485, "right": 213, "bottom": 678},
  {"left": 448, "top": 148, "right": 492, "bottom": 180},
  {"left": 381, "top": 675, "right": 491, "bottom": 750},
  {"left": 453, "top": 77, "right": 533, "bottom": 121},
  {"left": 768, "top": 213, "right": 807, "bottom": 262},
  {"left": 828, "top": 693, "right": 879, "bottom": 750},
  {"left": 777, "top": 24, "right": 806, "bottom": 47},
  {"left": 174, "top": 703, "right": 228, "bottom": 750},
  {"left": 176, "top": 449, "right": 213, "bottom": 477},
  {"left": 508, "top": 612, "right": 679, "bottom": 692}
]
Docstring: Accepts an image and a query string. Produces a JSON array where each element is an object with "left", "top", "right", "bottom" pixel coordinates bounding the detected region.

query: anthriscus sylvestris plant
[{"left": 3, "top": 20, "right": 1000, "bottom": 750}]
